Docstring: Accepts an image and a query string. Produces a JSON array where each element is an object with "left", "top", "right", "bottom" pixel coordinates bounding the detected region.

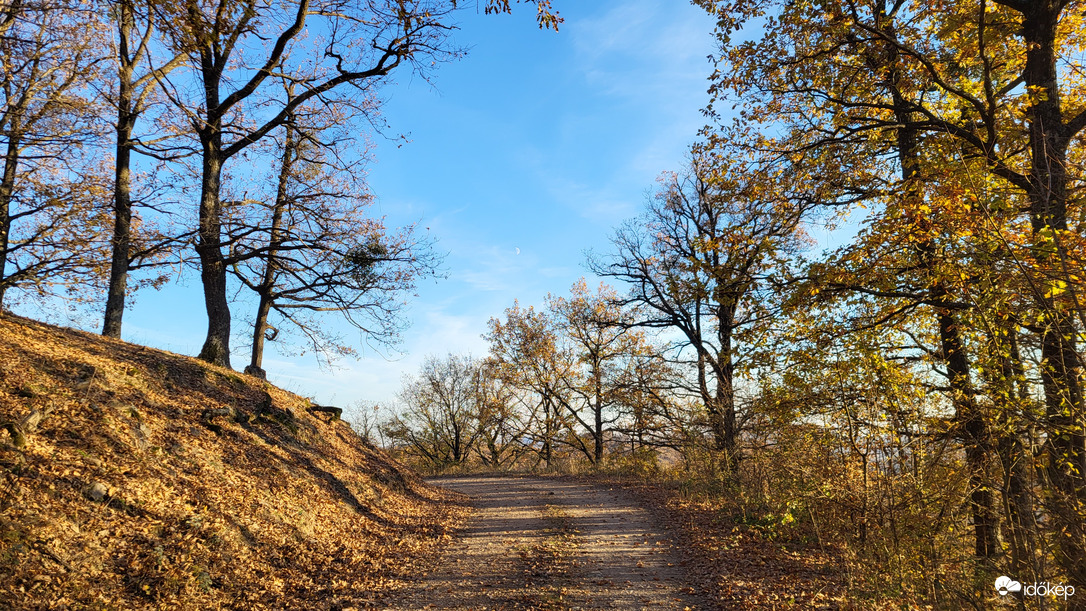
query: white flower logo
[{"left": 995, "top": 576, "right": 1022, "bottom": 596}]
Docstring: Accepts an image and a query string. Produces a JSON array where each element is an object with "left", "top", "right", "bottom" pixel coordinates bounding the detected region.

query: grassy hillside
[{"left": 0, "top": 314, "right": 466, "bottom": 609}]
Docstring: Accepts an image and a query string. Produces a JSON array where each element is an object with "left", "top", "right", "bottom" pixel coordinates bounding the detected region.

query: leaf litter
[{"left": 0, "top": 314, "right": 469, "bottom": 610}]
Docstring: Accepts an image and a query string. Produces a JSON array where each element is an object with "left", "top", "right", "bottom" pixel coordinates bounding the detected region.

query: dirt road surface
[{"left": 384, "top": 476, "right": 705, "bottom": 610}]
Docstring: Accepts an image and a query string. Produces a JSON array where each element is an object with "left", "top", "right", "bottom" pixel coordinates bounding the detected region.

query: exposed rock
[
  {"left": 73, "top": 365, "right": 98, "bottom": 392},
  {"left": 243, "top": 365, "right": 267, "bottom": 379},
  {"left": 200, "top": 406, "right": 239, "bottom": 433},
  {"left": 21, "top": 404, "right": 54, "bottom": 431},
  {"left": 309, "top": 404, "right": 343, "bottom": 420},
  {"left": 129, "top": 422, "right": 151, "bottom": 451},
  {"left": 257, "top": 391, "right": 296, "bottom": 424},
  {"left": 3, "top": 404, "right": 55, "bottom": 448},
  {"left": 84, "top": 482, "right": 108, "bottom": 503}
]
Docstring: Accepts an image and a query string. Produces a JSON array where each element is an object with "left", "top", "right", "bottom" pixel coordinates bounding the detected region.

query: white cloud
[
  {"left": 416, "top": 309, "right": 490, "bottom": 355},
  {"left": 559, "top": 179, "right": 640, "bottom": 224},
  {"left": 495, "top": 2, "right": 716, "bottom": 229},
  {"left": 283, "top": 306, "right": 494, "bottom": 406},
  {"left": 458, "top": 243, "right": 534, "bottom": 292},
  {"left": 538, "top": 265, "right": 576, "bottom": 278},
  {"left": 570, "top": 0, "right": 715, "bottom": 102}
]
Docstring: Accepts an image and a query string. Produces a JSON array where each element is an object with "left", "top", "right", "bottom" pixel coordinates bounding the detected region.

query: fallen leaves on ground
[{"left": 0, "top": 314, "right": 469, "bottom": 610}]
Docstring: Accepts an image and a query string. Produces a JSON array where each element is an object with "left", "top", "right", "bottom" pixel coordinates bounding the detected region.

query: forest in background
[
  {"left": 3, "top": 0, "right": 1086, "bottom": 607},
  {"left": 379, "top": 1, "right": 1086, "bottom": 608}
]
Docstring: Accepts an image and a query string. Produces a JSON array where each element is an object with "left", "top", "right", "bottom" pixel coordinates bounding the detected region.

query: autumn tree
[
  {"left": 590, "top": 147, "right": 808, "bottom": 472},
  {"left": 473, "top": 359, "right": 528, "bottom": 467},
  {"left": 485, "top": 301, "right": 571, "bottom": 468},
  {"left": 0, "top": 0, "right": 111, "bottom": 309},
  {"left": 698, "top": 0, "right": 1086, "bottom": 582},
  {"left": 547, "top": 279, "right": 650, "bottom": 464}
]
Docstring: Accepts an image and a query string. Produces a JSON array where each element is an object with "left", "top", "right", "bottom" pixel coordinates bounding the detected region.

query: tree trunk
[
  {"left": 712, "top": 302, "right": 738, "bottom": 473},
  {"left": 939, "top": 310, "right": 998, "bottom": 557},
  {"left": 196, "top": 143, "right": 231, "bottom": 368},
  {"left": 542, "top": 392, "right": 553, "bottom": 468},
  {"left": 488, "top": 435, "right": 500, "bottom": 467},
  {"left": 715, "top": 375, "right": 737, "bottom": 472},
  {"left": 999, "top": 432, "right": 1038, "bottom": 576},
  {"left": 988, "top": 324, "right": 1040, "bottom": 581},
  {"left": 250, "top": 294, "right": 273, "bottom": 370},
  {"left": 1019, "top": 3, "right": 1086, "bottom": 588},
  {"left": 0, "top": 133, "right": 20, "bottom": 310},
  {"left": 697, "top": 343, "right": 736, "bottom": 472},
  {"left": 248, "top": 120, "right": 294, "bottom": 371},
  {"left": 103, "top": 11, "right": 135, "bottom": 338},
  {"left": 192, "top": 31, "right": 233, "bottom": 368},
  {"left": 593, "top": 362, "right": 603, "bottom": 464},
  {"left": 883, "top": 19, "right": 999, "bottom": 554}
]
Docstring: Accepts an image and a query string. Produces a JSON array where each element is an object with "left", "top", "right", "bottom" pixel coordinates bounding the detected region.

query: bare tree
[
  {"left": 101, "top": 0, "right": 187, "bottom": 338},
  {"left": 590, "top": 148, "right": 808, "bottom": 472},
  {"left": 224, "top": 84, "right": 441, "bottom": 375},
  {"left": 385, "top": 354, "right": 486, "bottom": 468},
  {"left": 152, "top": 0, "right": 462, "bottom": 367}
]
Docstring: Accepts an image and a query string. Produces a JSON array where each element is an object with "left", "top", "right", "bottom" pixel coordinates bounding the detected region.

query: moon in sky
[{"left": 515, "top": 247, "right": 520, "bottom": 255}]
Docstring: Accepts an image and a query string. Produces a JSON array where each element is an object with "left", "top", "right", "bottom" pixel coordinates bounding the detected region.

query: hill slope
[{"left": 0, "top": 314, "right": 466, "bottom": 609}]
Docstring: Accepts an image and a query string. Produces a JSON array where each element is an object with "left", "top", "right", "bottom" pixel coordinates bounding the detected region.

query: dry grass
[{"left": 0, "top": 314, "right": 468, "bottom": 610}]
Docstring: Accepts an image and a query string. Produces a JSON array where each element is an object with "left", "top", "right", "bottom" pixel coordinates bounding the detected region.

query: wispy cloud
[
  {"left": 291, "top": 307, "right": 494, "bottom": 405},
  {"left": 140, "top": 1, "right": 723, "bottom": 410},
  {"left": 545, "top": 175, "right": 642, "bottom": 225},
  {"left": 570, "top": 0, "right": 715, "bottom": 103},
  {"left": 502, "top": 1, "right": 716, "bottom": 227},
  {"left": 458, "top": 243, "right": 533, "bottom": 292}
]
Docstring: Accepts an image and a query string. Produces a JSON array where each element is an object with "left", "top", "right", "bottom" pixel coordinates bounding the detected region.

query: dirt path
[{"left": 383, "top": 476, "right": 704, "bottom": 610}]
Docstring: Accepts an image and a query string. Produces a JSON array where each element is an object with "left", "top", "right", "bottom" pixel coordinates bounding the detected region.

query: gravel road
[{"left": 384, "top": 476, "right": 704, "bottom": 610}]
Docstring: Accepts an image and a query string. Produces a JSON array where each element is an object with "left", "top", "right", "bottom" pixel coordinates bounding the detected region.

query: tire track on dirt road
[{"left": 383, "top": 476, "right": 705, "bottom": 610}]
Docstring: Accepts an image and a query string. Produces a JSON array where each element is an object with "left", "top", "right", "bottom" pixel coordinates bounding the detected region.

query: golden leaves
[{"left": 0, "top": 314, "right": 464, "bottom": 609}]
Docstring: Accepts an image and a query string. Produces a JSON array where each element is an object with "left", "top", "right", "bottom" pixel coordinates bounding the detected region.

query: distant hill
[{"left": 0, "top": 314, "right": 465, "bottom": 609}]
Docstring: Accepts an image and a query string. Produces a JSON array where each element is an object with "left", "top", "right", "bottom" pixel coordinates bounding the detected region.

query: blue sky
[{"left": 26, "top": 1, "right": 720, "bottom": 417}]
